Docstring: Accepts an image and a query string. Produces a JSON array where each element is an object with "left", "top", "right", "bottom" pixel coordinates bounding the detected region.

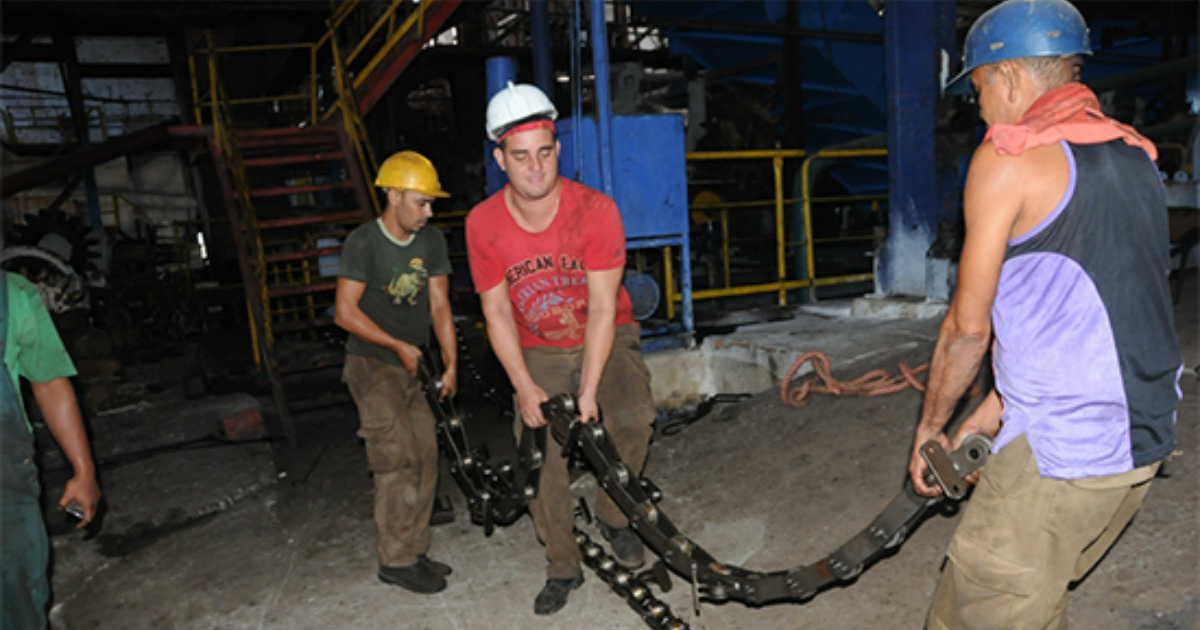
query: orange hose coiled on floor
[{"left": 779, "top": 350, "right": 930, "bottom": 408}]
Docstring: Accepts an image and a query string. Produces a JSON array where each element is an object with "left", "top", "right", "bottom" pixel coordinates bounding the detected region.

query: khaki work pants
[
  {"left": 927, "top": 434, "right": 1159, "bottom": 630},
  {"left": 517, "top": 324, "right": 656, "bottom": 580},
  {"left": 343, "top": 354, "right": 439, "bottom": 568}
]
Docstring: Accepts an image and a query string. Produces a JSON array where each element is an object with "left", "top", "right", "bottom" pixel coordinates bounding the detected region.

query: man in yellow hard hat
[{"left": 335, "top": 150, "right": 457, "bottom": 594}]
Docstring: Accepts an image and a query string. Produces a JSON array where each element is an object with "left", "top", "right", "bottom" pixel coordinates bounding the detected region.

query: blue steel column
[
  {"left": 583, "top": 0, "right": 692, "bottom": 333},
  {"left": 877, "top": 0, "right": 947, "bottom": 297},
  {"left": 589, "top": 0, "right": 616, "bottom": 198},
  {"left": 484, "top": 56, "right": 518, "bottom": 195},
  {"left": 485, "top": 56, "right": 518, "bottom": 102},
  {"left": 530, "top": 0, "right": 554, "bottom": 95}
]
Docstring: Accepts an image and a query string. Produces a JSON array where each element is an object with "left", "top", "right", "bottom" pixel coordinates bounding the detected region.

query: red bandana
[
  {"left": 984, "top": 82, "right": 1157, "bottom": 160},
  {"left": 497, "top": 119, "right": 556, "bottom": 144}
]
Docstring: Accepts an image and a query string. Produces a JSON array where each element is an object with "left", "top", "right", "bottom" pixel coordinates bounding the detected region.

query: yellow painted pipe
[
  {"left": 800, "top": 148, "right": 887, "bottom": 301},
  {"left": 663, "top": 245, "right": 675, "bottom": 320},
  {"left": 773, "top": 155, "right": 786, "bottom": 305},
  {"left": 226, "top": 94, "right": 307, "bottom": 107},
  {"left": 813, "top": 272, "right": 874, "bottom": 287},
  {"left": 347, "top": 0, "right": 405, "bottom": 66},
  {"left": 686, "top": 149, "right": 807, "bottom": 160},
  {"left": 213, "top": 42, "right": 310, "bottom": 54},
  {"left": 353, "top": 0, "right": 438, "bottom": 91},
  {"left": 678, "top": 279, "right": 812, "bottom": 301},
  {"left": 720, "top": 209, "right": 730, "bottom": 288},
  {"left": 808, "top": 193, "right": 888, "bottom": 204}
]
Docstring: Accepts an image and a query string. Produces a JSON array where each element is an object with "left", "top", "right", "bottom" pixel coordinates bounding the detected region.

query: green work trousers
[
  {"left": 927, "top": 434, "right": 1159, "bottom": 630},
  {"left": 1, "top": 480, "right": 49, "bottom": 630},
  {"left": 517, "top": 324, "right": 656, "bottom": 580},
  {"left": 343, "top": 354, "right": 439, "bottom": 569}
]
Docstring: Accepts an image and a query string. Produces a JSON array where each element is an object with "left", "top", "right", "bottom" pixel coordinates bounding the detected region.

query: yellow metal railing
[
  {"left": 189, "top": 0, "right": 434, "bottom": 362},
  {"left": 186, "top": 2, "right": 439, "bottom": 217},
  {"left": 661, "top": 148, "right": 885, "bottom": 318},
  {"left": 194, "top": 30, "right": 270, "bottom": 366},
  {"left": 798, "top": 148, "right": 887, "bottom": 299}
]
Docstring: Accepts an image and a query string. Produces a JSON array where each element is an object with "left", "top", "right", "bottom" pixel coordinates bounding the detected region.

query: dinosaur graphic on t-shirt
[{"left": 386, "top": 258, "right": 427, "bottom": 305}]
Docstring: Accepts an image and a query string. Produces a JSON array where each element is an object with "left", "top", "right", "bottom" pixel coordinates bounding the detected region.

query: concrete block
[
  {"left": 220, "top": 404, "right": 265, "bottom": 441},
  {"left": 645, "top": 345, "right": 775, "bottom": 409},
  {"left": 850, "top": 296, "right": 948, "bottom": 320},
  {"left": 645, "top": 348, "right": 709, "bottom": 408},
  {"left": 925, "top": 257, "right": 956, "bottom": 303}
]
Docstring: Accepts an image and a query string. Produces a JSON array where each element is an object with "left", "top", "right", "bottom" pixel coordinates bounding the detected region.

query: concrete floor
[{"left": 38, "top": 272, "right": 1198, "bottom": 630}]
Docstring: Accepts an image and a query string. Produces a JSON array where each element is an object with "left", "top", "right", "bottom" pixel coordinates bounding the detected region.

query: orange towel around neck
[{"left": 983, "top": 82, "right": 1158, "bottom": 161}]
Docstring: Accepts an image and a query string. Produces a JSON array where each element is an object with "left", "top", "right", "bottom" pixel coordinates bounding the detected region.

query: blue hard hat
[{"left": 945, "top": 0, "right": 1091, "bottom": 94}]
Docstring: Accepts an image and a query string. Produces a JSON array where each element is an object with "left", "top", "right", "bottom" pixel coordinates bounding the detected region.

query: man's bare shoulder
[
  {"left": 967, "top": 140, "right": 1069, "bottom": 235},
  {"left": 971, "top": 140, "right": 1066, "bottom": 179}
]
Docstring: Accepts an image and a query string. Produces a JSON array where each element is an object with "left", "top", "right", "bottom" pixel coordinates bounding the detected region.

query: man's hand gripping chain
[{"left": 919, "top": 434, "right": 993, "bottom": 499}]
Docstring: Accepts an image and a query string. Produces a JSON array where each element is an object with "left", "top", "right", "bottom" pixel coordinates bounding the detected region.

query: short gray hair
[{"left": 1018, "top": 54, "right": 1083, "bottom": 88}]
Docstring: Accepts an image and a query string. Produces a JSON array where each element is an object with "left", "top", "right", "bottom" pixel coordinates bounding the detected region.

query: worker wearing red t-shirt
[{"left": 466, "top": 82, "right": 655, "bottom": 616}]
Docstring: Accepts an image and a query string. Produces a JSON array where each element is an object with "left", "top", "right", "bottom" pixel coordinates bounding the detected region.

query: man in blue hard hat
[{"left": 908, "top": 0, "right": 1181, "bottom": 628}]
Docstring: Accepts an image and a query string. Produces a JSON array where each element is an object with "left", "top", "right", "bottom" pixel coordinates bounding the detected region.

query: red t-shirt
[{"left": 466, "top": 178, "right": 636, "bottom": 348}]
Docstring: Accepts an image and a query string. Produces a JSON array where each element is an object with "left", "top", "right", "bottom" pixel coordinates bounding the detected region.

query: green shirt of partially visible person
[{"left": 3, "top": 272, "right": 77, "bottom": 429}]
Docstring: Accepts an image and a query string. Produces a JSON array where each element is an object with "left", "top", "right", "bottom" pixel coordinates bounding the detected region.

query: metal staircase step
[
  {"left": 250, "top": 180, "right": 356, "bottom": 198},
  {"left": 273, "top": 316, "right": 336, "bottom": 334},
  {"left": 242, "top": 151, "right": 346, "bottom": 168},
  {"left": 257, "top": 210, "right": 364, "bottom": 229},
  {"left": 235, "top": 127, "right": 339, "bottom": 139},
  {"left": 264, "top": 246, "right": 344, "bottom": 264},
  {"left": 267, "top": 281, "right": 337, "bottom": 298},
  {"left": 236, "top": 135, "right": 342, "bottom": 151}
]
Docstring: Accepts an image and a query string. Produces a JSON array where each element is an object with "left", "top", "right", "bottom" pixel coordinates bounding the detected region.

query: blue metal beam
[
  {"left": 530, "top": 0, "right": 553, "bottom": 95},
  {"left": 876, "top": 0, "right": 956, "bottom": 297},
  {"left": 484, "top": 56, "right": 518, "bottom": 195},
  {"left": 590, "top": 0, "right": 616, "bottom": 198}
]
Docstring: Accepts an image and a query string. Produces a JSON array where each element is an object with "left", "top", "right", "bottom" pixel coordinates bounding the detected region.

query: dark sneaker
[
  {"left": 533, "top": 574, "right": 584, "bottom": 615},
  {"left": 598, "top": 521, "right": 645, "bottom": 569},
  {"left": 378, "top": 561, "right": 446, "bottom": 594},
  {"left": 419, "top": 554, "right": 453, "bottom": 577}
]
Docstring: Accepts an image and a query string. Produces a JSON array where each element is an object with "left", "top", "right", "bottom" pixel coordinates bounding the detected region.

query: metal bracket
[{"left": 920, "top": 433, "right": 992, "bottom": 500}]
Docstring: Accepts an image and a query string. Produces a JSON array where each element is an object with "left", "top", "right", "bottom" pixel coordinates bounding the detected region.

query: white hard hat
[{"left": 485, "top": 81, "right": 558, "bottom": 141}]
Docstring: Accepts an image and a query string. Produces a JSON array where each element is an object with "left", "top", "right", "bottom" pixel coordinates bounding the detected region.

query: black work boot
[
  {"left": 419, "top": 554, "right": 453, "bottom": 577},
  {"left": 378, "top": 561, "right": 447, "bottom": 594},
  {"left": 533, "top": 574, "right": 584, "bottom": 615},
  {"left": 598, "top": 521, "right": 645, "bottom": 569}
]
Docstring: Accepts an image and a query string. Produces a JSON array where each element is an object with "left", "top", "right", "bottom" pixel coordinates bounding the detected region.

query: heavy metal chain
[
  {"left": 539, "top": 393, "right": 990, "bottom": 605},
  {"left": 417, "top": 346, "right": 989, "bottom": 626}
]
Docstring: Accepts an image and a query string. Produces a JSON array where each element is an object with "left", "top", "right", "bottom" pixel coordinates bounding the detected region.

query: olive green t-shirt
[{"left": 338, "top": 220, "right": 451, "bottom": 366}]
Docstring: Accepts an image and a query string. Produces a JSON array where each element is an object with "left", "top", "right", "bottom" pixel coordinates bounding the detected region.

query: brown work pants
[
  {"left": 343, "top": 354, "right": 439, "bottom": 568},
  {"left": 518, "top": 324, "right": 656, "bottom": 580},
  {"left": 927, "top": 434, "right": 1159, "bottom": 630}
]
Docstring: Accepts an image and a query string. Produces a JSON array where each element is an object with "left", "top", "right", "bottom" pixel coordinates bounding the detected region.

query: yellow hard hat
[{"left": 374, "top": 150, "right": 450, "bottom": 198}]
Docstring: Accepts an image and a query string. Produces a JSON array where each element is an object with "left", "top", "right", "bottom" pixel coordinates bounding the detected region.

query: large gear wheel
[
  {"left": 9, "top": 208, "right": 101, "bottom": 277},
  {"left": 0, "top": 245, "right": 88, "bottom": 313}
]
